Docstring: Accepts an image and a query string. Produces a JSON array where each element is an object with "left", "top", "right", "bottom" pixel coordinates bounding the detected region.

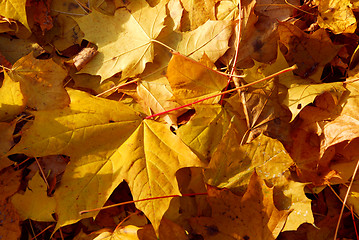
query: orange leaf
[{"left": 190, "top": 172, "right": 290, "bottom": 240}]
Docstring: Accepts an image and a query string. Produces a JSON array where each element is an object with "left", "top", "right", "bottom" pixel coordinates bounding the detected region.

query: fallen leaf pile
[{"left": 1, "top": 0, "right": 359, "bottom": 239}]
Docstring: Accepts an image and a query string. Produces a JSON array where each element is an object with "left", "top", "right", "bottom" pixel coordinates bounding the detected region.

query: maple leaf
[
  {"left": 0, "top": 0, "right": 30, "bottom": 30},
  {"left": 0, "top": 166, "right": 22, "bottom": 201},
  {"left": 340, "top": 180, "right": 359, "bottom": 216},
  {"left": 180, "top": 0, "right": 216, "bottom": 31},
  {"left": 190, "top": 172, "right": 290, "bottom": 240},
  {"left": 6, "top": 89, "right": 205, "bottom": 233},
  {"left": 166, "top": 53, "right": 228, "bottom": 105},
  {"left": 255, "top": 0, "right": 299, "bottom": 21},
  {"left": 285, "top": 82, "right": 345, "bottom": 121},
  {"left": 221, "top": 0, "right": 279, "bottom": 67},
  {"left": 0, "top": 51, "right": 11, "bottom": 67},
  {"left": 205, "top": 122, "right": 294, "bottom": 194},
  {"left": 314, "top": 0, "right": 357, "bottom": 34},
  {"left": 289, "top": 108, "right": 343, "bottom": 185},
  {"left": 322, "top": 81, "right": 359, "bottom": 152},
  {"left": 4, "top": 0, "right": 359, "bottom": 237},
  {"left": 278, "top": 22, "right": 341, "bottom": 79},
  {"left": 176, "top": 104, "right": 231, "bottom": 161},
  {"left": 167, "top": 0, "right": 183, "bottom": 31},
  {"left": 161, "top": 20, "right": 233, "bottom": 63},
  {"left": 243, "top": 48, "right": 346, "bottom": 121},
  {"left": 9, "top": 53, "right": 70, "bottom": 110},
  {"left": 29, "top": 0, "right": 53, "bottom": 33},
  {"left": 86, "top": 225, "right": 142, "bottom": 239},
  {"left": 11, "top": 171, "right": 56, "bottom": 221},
  {"left": 75, "top": 0, "right": 166, "bottom": 81},
  {"left": 0, "top": 71, "right": 25, "bottom": 121},
  {"left": 225, "top": 81, "right": 292, "bottom": 143},
  {"left": 136, "top": 72, "right": 182, "bottom": 127},
  {"left": 0, "top": 37, "right": 43, "bottom": 64},
  {"left": 0, "top": 199, "right": 21, "bottom": 239},
  {"left": 215, "top": 0, "right": 240, "bottom": 21},
  {"left": 6, "top": 89, "right": 143, "bottom": 226},
  {"left": 269, "top": 173, "right": 314, "bottom": 231},
  {"left": 106, "top": 119, "right": 205, "bottom": 232}
]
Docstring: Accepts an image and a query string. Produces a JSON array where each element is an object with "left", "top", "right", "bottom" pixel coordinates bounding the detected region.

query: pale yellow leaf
[
  {"left": 137, "top": 73, "right": 181, "bottom": 127},
  {"left": 285, "top": 82, "right": 345, "bottom": 121},
  {"left": 161, "top": 20, "right": 232, "bottom": 63},
  {"left": 76, "top": 0, "right": 166, "bottom": 81}
]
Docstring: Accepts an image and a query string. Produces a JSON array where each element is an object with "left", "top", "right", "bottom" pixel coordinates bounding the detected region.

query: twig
[
  {"left": 334, "top": 158, "right": 359, "bottom": 240},
  {"left": 145, "top": 65, "right": 297, "bottom": 119},
  {"left": 79, "top": 192, "right": 208, "bottom": 215}
]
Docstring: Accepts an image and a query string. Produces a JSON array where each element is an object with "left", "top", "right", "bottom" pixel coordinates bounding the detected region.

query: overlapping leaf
[
  {"left": 161, "top": 20, "right": 233, "bottom": 63},
  {"left": 322, "top": 81, "right": 359, "bottom": 151},
  {"left": 204, "top": 122, "right": 294, "bottom": 193},
  {"left": 0, "top": 0, "right": 29, "bottom": 30},
  {"left": 7, "top": 89, "right": 205, "bottom": 233},
  {"left": 191, "top": 172, "right": 290, "bottom": 240},
  {"left": 11, "top": 171, "right": 56, "bottom": 222},
  {"left": 75, "top": 0, "right": 167, "bottom": 81},
  {"left": 2, "top": 0, "right": 359, "bottom": 238},
  {"left": 180, "top": 0, "right": 216, "bottom": 31},
  {"left": 0, "top": 71, "right": 25, "bottom": 121},
  {"left": 176, "top": 104, "right": 232, "bottom": 161},
  {"left": 278, "top": 22, "right": 341, "bottom": 79},
  {"left": 7, "top": 89, "right": 142, "bottom": 227},
  {"left": 243, "top": 49, "right": 346, "bottom": 121},
  {"left": 136, "top": 73, "right": 181, "bottom": 127},
  {"left": 0, "top": 122, "right": 16, "bottom": 169},
  {"left": 167, "top": 53, "right": 228, "bottom": 105},
  {"left": 9, "top": 53, "right": 70, "bottom": 110},
  {"left": 314, "top": 0, "right": 357, "bottom": 34}
]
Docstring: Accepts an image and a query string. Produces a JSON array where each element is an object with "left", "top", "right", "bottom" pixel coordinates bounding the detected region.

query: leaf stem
[
  {"left": 171, "top": 51, "right": 245, "bottom": 79},
  {"left": 96, "top": 78, "right": 139, "bottom": 97},
  {"left": 145, "top": 65, "right": 297, "bottom": 119},
  {"left": 151, "top": 39, "right": 177, "bottom": 53},
  {"left": 79, "top": 192, "right": 208, "bottom": 215},
  {"left": 221, "top": 2, "right": 242, "bottom": 104}
]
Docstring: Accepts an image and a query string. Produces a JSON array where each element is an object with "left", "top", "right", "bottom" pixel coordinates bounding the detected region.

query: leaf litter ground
[{"left": 1, "top": 0, "right": 359, "bottom": 239}]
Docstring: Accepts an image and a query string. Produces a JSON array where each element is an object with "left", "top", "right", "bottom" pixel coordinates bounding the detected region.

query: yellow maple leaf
[
  {"left": 6, "top": 89, "right": 205, "bottom": 234},
  {"left": 166, "top": 53, "right": 228, "bottom": 105},
  {"left": 204, "top": 123, "right": 294, "bottom": 193},
  {"left": 9, "top": 53, "right": 70, "bottom": 110},
  {"left": 75, "top": 0, "right": 167, "bottom": 81},
  {"left": 0, "top": 0, "right": 30, "bottom": 31}
]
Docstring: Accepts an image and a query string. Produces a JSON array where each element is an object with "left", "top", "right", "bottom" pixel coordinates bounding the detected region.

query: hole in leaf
[
  {"left": 297, "top": 104, "right": 302, "bottom": 109},
  {"left": 177, "top": 109, "right": 196, "bottom": 126}
]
